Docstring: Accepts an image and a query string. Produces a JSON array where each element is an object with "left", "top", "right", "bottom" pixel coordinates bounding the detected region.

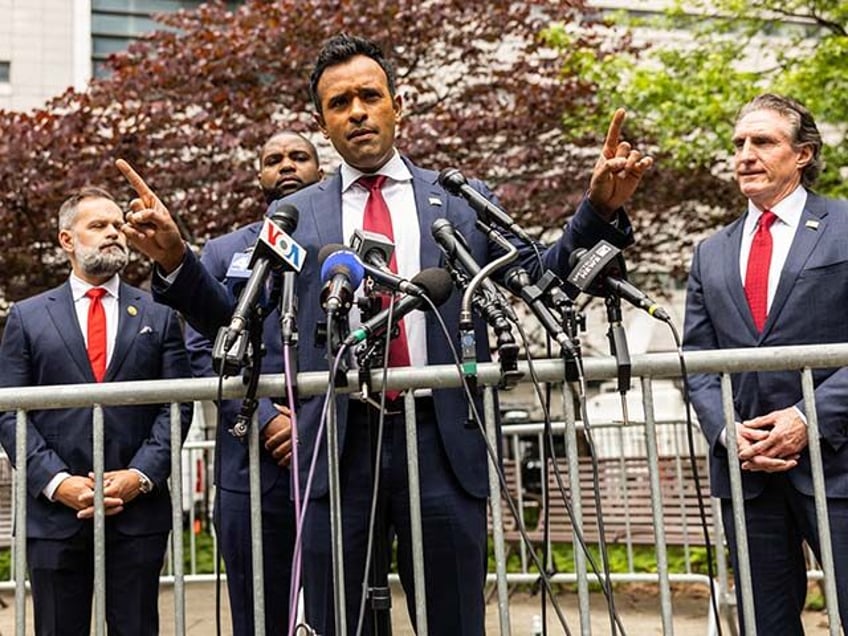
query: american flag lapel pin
[{"left": 805, "top": 220, "right": 820, "bottom": 230}]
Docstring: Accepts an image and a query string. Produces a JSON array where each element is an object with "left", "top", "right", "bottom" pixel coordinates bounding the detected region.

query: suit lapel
[
  {"left": 761, "top": 193, "right": 828, "bottom": 338},
  {"left": 309, "top": 174, "right": 344, "bottom": 246},
  {"left": 106, "top": 282, "right": 143, "bottom": 381},
  {"left": 406, "top": 160, "right": 444, "bottom": 269},
  {"left": 720, "top": 217, "right": 758, "bottom": 337},
  {"left": 47, "top": 282, "right": 95, "bottom": 380}
]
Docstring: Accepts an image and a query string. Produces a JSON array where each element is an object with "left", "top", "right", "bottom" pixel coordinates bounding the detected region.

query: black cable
[
  {"left": 354, "top": 295, "right": 396, "bottom": 636},
  {"left": 510, "top": 316, "right": 628, "bottom": 635},
  {"left": 421, "top": 294, "right": 574, "bottom": 635},
  {"left": 214, "top": 360, "right": 226, "bottom": 636},
  {"left": 669, "top": 321, "right": 724, "bottom": 636},
  {"left": 524, "top": 240, "right": 622, "bottom": 635}
]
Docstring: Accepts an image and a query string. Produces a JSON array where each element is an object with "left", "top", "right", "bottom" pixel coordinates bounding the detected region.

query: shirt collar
[
  {"left": 70, "top": 273, "right": 121, "bottom": 302},
  {"left": 744, "top": 185, "right": 807, "bottom": 235},
  {"left": 340, "top": 149, "right": 412, "bottom": 192}
]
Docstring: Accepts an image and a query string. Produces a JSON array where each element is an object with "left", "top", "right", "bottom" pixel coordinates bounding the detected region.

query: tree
[
  {"left": 0, "top": 0, "right": 631, "bottom": 316},
  {"left": 545, "top": 0, "right": 848, "bottom": 280}
]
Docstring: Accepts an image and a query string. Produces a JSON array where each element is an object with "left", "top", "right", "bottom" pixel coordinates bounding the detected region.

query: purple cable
[
  {"left": 287, "top": 344, "right": 347, "bottom": 636},
  {"left": 284, "top": 343, "right": 302, "bottom": 634}
]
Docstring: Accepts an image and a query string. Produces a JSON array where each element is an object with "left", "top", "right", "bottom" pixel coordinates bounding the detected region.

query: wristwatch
[{"left": 131, "top": 469, "right": 153, "bottom": 494}]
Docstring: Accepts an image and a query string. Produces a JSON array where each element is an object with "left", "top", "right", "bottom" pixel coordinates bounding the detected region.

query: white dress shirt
[
  {"left": 738, "top": 185, "right": 807, "bottom": 312},
  {"left": 45, "top": 273, "right": 122, "bottom": 501},
  {"left": 340, "top": 149, "right": 428, "bottom": 370},
  {"left": 720, "top": 185, "right": 808, "bottom": 447}
]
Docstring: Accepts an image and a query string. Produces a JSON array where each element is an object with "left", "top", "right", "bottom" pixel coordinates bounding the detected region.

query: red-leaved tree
[{"left": 0, "top": 0, "right": 635, "bottom": 318}]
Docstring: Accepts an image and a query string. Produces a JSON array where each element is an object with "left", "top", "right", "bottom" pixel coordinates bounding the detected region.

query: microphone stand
[
  {"left": 458, "top": 222, "right": 519, "bottom": 423},
  {"left": 354, "top": 288, "right": 393, "bottom": 636},
  {"left": 605, "top": 292, "right": 632, "bottom": 401}
]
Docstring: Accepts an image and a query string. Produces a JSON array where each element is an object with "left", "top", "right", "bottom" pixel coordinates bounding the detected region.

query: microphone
[
  {"left": 318, "top": 244, "right": 365, "bottom": 314},
  {"left": 348, "top": 228, "right": 425, "bottom": 296},
  {"left": 432, "top": 218, "right": 517, "bottom": 320},
  {"left": 503, "top": 267, "right": 576, "bottom": 354},
  {"left": 344, "top": 268, "right": 453, "bottom": 346},
  {"left": 438, "top": 168, "right": 532, "bottom": 243},
  {"left": 227, "top": 205, "right": 304, "bottom": 339},
  {"left": 566, "top": 241, "right": 671, "bottom": 322}
]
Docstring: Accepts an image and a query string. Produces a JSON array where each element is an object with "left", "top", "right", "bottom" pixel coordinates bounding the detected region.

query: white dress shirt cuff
[{"left": 44, "top": 471, "right": 72, "bottom": 501}]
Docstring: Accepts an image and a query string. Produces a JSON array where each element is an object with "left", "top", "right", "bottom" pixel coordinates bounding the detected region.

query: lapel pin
[
  {"left": 805, "top": 220, "right": 820, "bottom": 230},
  {"left": 127, "top": 305, "right": 138, "bottom": 316},
  {"left": 428, "top": 196, "right": 442, "bottom": 207}
]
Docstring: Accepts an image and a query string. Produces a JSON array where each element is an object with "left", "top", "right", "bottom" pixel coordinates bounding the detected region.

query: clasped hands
[
  {"left": 54, "top": 470, "right": 146, "bottom": 519},
  {"left": 735, "top": 407, "right": 808, "bottom": 473}
]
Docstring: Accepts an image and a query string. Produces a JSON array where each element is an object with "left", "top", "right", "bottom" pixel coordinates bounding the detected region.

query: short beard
[{"left": 76, "top": 243, "right": 128, "bottom": 278}]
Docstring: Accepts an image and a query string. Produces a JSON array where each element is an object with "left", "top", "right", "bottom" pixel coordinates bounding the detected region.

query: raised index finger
[
  {"left": 116, "top": 158, "right": 156, "bottom": 207},
  {"left": 602, "top": 108, "right": 626, "bottom": 158}
]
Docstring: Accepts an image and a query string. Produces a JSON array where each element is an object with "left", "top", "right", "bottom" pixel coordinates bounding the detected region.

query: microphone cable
[
  {"left": 668, "top": 321, "right": 724, "bottom": 636},
  {"left": 290, "top": 307, "right": 350, "bottom": 636},
  {"left": 508, "top": 313, "right": 628, "bottom": 635},
  {"left": 421, "top": 293, "right": 575, "bottom": 635},
  {"left": 354, "top": 294, "right": 397, "bottom": 636}
]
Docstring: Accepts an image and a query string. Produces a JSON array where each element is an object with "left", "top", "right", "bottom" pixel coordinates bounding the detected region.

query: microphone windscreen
[
  {"left": 318, "top": 243, "right": 348, "bottom": 267},
  {"left": 319, "top": 249, "right": 365, "bottom": 288},
  {"left": 568, "top": 248, "right": 588, "bottom": 269},
  {"left": 437, "top": 167, "right": 466, "bottom": 195},
  {"left": 268, "top": 203, "right": 300, "bottom": 234},
  {"left": 410, "top": 268, "right": 454, "bottom": 307}
]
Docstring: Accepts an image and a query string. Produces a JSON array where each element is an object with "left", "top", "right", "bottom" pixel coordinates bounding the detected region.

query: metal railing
[{"left": 0, "top": 342, "right": 846, "bottom": 635}]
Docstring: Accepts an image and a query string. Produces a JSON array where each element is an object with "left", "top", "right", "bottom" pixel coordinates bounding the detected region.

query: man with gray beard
[{"left": 0, "top": 186, "right": 193, "bottom": 635}]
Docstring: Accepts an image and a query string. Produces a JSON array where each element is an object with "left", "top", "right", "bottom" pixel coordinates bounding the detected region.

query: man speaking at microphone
[{"left": 120, "top": 34, "right": 652, "bottom": 635}]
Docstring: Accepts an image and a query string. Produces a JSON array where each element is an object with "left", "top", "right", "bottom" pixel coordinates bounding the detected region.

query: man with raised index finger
[{"left": 120, "top": 33, "right": 652, "bottom": 635}]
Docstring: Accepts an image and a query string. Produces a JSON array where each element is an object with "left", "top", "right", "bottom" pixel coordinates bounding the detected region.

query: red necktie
[
  {"left": 86, "top": 287, "right": 108, "bottom": 382},
  {"left": 358, "top": 175, "right": 411, "bottom": 397},
  {"left": 744, "top": 210, "right": 778, "bottom": 332}
]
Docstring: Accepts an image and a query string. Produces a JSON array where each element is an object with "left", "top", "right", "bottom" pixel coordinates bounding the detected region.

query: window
[
  {"left": 0, "top": 62, "right": 9, "bottom": 83},
  {"left": 91, "top": 0, "right": 240, "bottom": 78}
]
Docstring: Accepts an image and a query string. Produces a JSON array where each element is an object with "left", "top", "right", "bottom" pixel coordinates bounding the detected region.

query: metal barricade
[{"left": 0, "top": 342, "right": 845, "bottom": 634}]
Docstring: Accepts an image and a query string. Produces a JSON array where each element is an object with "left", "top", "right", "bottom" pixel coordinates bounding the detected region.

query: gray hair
[{"left": 58, "top": 186, "right": 116, "bottom": 231}]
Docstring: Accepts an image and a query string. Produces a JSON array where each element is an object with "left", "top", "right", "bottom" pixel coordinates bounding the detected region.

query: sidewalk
[{"left": 0, "top": 581, "right": 834, "bottom": 634}]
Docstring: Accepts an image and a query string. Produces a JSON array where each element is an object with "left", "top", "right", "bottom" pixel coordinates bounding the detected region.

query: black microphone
[
  {"left": 318, "top": 244, "right": 365, "bottom": 314},
  {"left": 348, "top": 228, "right": 426, "bottom": 296},
  {"left": 567, "top": 241, "right": 671, "bottom": 322},
  {"left": 432, "top": 218, "right": 516, "bottom": 321},
  {"left": 503, "top": 267, "right": 576, "bottom": 354},
  {"left": 438, "top": 168, "right": 533, "bottom": 243},
  {"left": 227, "top": 205, "right": 304, "bottom": 339},
  {"left": 344, "top": 268, "right": 453, "bottom": 346}
]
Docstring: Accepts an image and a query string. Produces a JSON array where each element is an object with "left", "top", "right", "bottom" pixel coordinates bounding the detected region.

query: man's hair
[
  {"left": 736, "top": 93, "right": 823, "bottom": 187},
  {"left": 309, "top": 33, "right": 396, "bottom": 114},
  {"left": 259, "top": 131, "right": 320, "bottom": 164},
  {"left": 58, "top": 186, "right": 116, "bottom": 231}
]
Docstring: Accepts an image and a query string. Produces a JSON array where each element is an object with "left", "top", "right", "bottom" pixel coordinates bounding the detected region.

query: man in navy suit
[
  {"left": 119, "top": 34, "right": 652, "bottom": 635},
  {"left": 184, "top": 131, "right": 322, "bottom": 636},
  {"left": 0, "top": 187, "right": 193, "bottom": 635},
  {"left": 684, "top": 93, "right": 848, "bottom": 634}
]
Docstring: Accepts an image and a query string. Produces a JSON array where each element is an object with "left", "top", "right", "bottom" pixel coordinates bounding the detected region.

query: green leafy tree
[
  {"left": 546, "top": 0, "right": 847, "bottom": 280},
  {"left": 0, "top": 0, "right": 631, "bottom": 316}
]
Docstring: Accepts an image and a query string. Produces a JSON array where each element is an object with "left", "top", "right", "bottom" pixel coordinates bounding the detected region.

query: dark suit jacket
[
  {"left": 184, "top": 222, "right": 291, "bottom": 495},
  {"left": 155, "top": 157, "right": 633, "bottom": 499},
  {"left": 0, "top": 281, "right": 193, "bottom": 539},
  {"left": 683, "top": 192, "right": 848, "bottom": 499}
]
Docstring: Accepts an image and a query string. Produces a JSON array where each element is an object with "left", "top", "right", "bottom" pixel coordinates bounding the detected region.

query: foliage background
[{"left": 0, "top": 0, "right": 844, "bottom": 320}]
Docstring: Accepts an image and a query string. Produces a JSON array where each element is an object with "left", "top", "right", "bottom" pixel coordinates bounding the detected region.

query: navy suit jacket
[
  {"left": 0, "top": 281, "right": 193, "bottom": 539},
  {"left": 684, "top": 192, "right": 848, "bottom": 499},
  {"left": 184, "top": 222, "right": 292, "bottom": 495},
  {"left": 155, "top": 157, "right": 633, "bottom": 499}
]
